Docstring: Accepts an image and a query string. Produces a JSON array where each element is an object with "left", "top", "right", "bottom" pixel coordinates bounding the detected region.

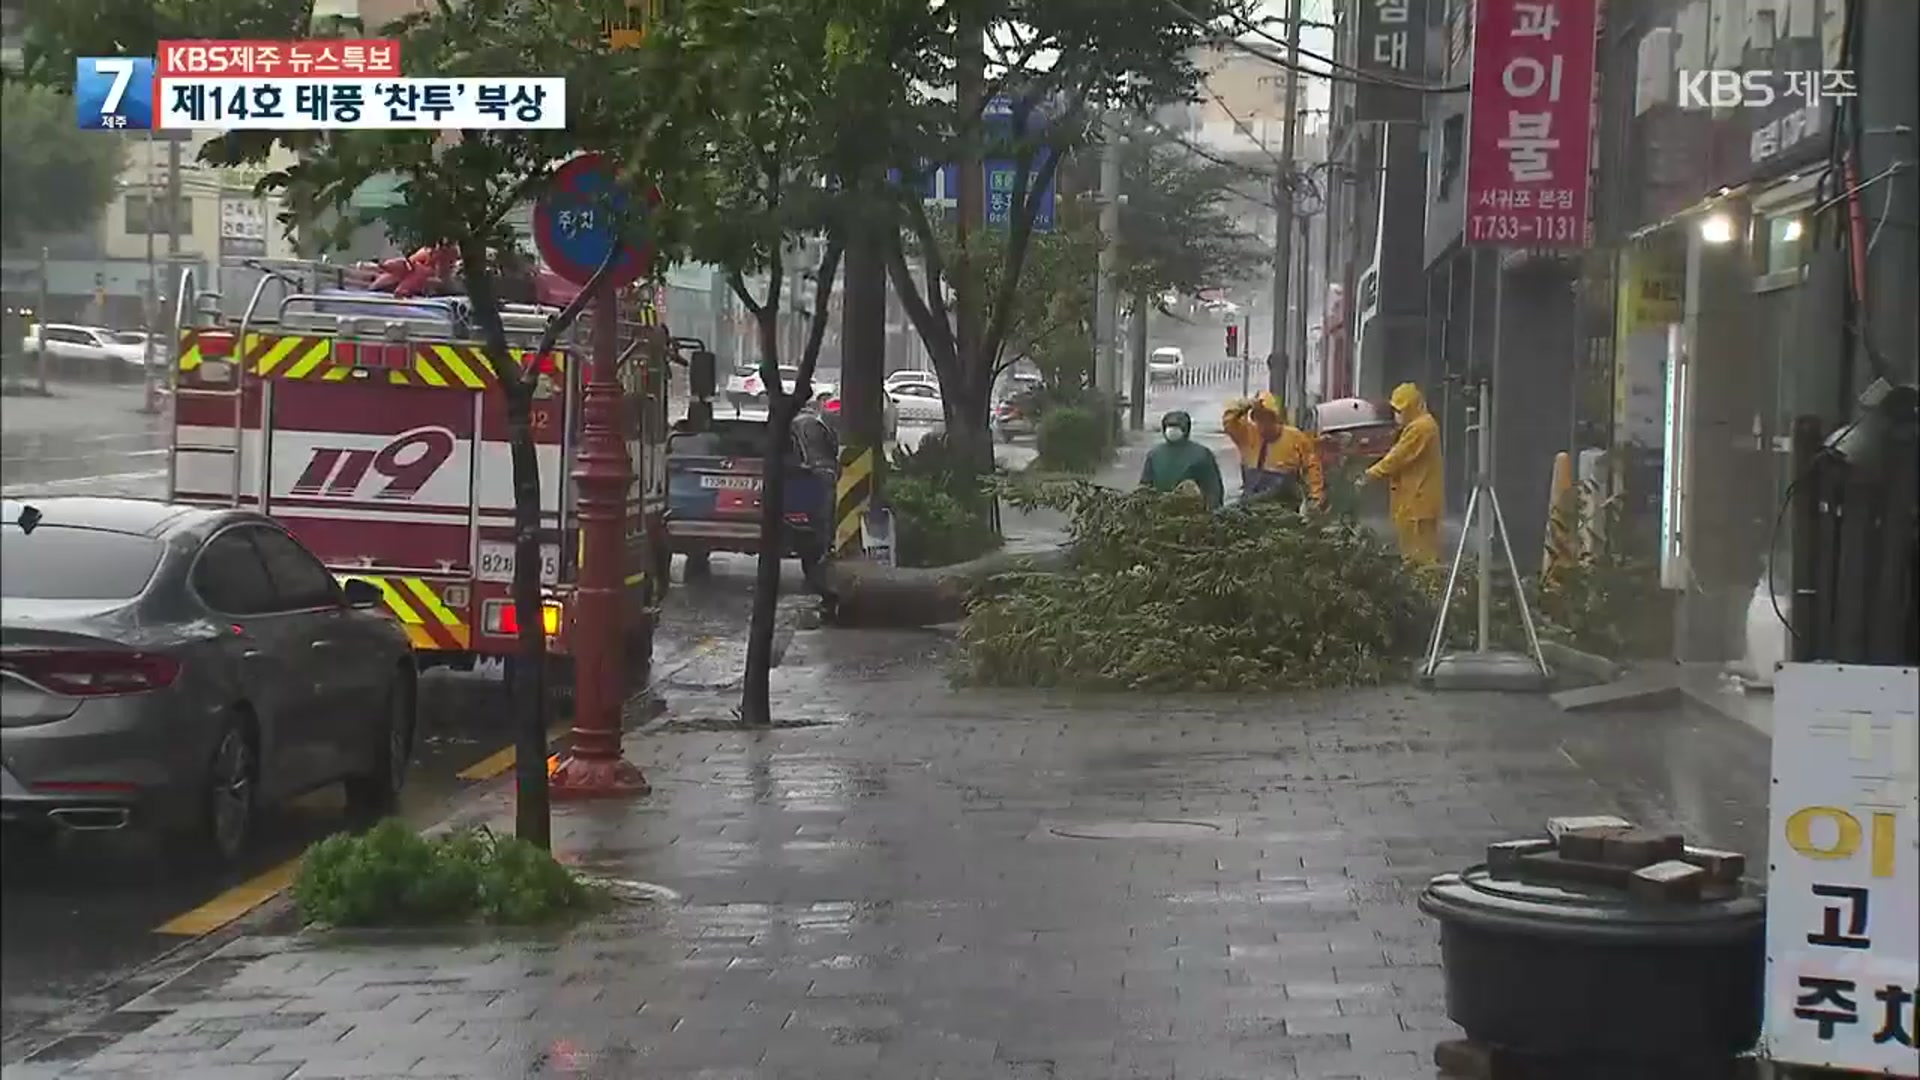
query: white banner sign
[{"left": 1765, "top": 663, "right": 1920, "bottom": 1074}]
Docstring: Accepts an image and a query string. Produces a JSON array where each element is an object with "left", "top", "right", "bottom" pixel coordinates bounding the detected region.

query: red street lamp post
[{"left": 549, "top": 282, "right": 649, "bottom": 800}]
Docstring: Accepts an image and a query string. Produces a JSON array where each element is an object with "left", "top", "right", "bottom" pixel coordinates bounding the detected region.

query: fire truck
[{"left": 165, "top": 260, "right": 671, "bottom": 691}]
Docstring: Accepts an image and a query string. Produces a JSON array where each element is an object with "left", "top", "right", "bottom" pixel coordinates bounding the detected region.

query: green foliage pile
[
  {"left": 958, "top": 482, "right": 1433, "bottom": 690},
  {"left": 888, "top": 433, "right": 1001, "bottom": 567},
  {"left": 294, "top": 820, "right": 602, "bottom": 928}
]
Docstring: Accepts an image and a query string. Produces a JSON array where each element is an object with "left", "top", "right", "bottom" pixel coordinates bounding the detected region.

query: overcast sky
[{"left": 1248, "top": 0, "right": 1337, "bottom": 117}]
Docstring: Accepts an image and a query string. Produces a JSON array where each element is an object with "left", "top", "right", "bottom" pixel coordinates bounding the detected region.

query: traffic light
[{"left": 1225, "top": 323, "right": 1239, "bottom": 358}]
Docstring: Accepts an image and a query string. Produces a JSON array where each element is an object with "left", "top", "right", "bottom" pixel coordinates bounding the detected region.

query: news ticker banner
[{"left": 76, "top": 39, "right": 565, "bottom": 131}]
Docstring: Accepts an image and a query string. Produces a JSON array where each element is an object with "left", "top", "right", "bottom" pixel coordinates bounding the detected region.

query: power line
[{"left": 1167, "top": 0, "right": 1470, "bottom": 94}]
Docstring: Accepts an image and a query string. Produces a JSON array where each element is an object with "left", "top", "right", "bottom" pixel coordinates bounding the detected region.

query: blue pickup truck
[{"left": 665, "top": 417, "right": 837, "bottom": 581}]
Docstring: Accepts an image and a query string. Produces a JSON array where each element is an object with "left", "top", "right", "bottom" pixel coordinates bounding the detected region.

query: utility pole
[
  {"left": 1293, "top": 213, "right": 1311, "bottom": 409},
  {"left": 1128, "top": 290, "right": 1148, "bottom": 430},
  {"left": 142, "top": 130, "right": 162, "bottom": 413},
  {"left": 1267, "top": 0, "right": 1302, "bottom": 401},
  {"left": 35, "top": 246, "right": 50, "bottom": 395},
  {"left": 1095, "top": 113, "right": 1122, "bottom": 395}
]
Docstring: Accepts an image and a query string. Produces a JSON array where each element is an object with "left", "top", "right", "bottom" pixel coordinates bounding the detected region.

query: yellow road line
[
  {"left": 455, "top": 721, "right": 571, "bottom": 781},
  {"left": 158, "top": 721, "right": 571, "bottom": 937},
  {"left": 155, "top": 859, "right": 300, "bottom": 937}
]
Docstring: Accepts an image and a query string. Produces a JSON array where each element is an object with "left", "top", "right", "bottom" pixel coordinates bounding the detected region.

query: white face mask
[{"left": 1163, "top": 427, "right": 1187, "bottom": 443}]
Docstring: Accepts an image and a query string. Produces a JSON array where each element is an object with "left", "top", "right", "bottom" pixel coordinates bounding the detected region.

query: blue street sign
[
  {"left": 533, "top": 153, "right": 654, "bottom": 289},
  {"left": 985, "top": 153, "right": 1057, "bottom": 232}
]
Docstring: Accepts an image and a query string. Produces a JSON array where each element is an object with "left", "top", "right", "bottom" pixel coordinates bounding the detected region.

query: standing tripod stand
[{"left": 1420, "top": 376, "right": 1552, "bottom": 690}]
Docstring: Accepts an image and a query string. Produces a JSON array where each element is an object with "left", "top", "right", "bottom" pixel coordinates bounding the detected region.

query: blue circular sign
[{"left": 533, "top": 153, "right": 656, "bottom": 289}]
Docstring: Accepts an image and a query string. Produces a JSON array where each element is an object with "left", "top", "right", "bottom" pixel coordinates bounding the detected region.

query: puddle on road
[{"left": 1048, "top": 820, "right": 1223, "bottom": 841}]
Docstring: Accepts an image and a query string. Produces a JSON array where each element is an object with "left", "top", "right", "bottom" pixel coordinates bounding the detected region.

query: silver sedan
[{"left": 1, "top": 498, "right": 417, "bottom": 863}]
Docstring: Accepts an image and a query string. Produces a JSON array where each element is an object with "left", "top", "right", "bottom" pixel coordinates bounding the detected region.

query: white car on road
[
  {"left": 888, "top": 381, "right": 944, "bottom": 425},
  {"left": 1148, "top": 346, "right": 1186, "bottom": 382},
  {"left": 18, "top": 324, "right": 148, "bottom": 379}
]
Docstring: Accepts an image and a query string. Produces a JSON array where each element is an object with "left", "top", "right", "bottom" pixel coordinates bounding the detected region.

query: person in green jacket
[{"left": 1140, "top": 410, "right": 1225, "bottom": 509}]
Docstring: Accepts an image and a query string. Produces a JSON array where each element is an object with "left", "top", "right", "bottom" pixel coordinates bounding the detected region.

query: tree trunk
[
  {"left": 458, "top": 251, "right": 550, "bottom": 849},
  {"left": 943, "top": 385, "right": 996, "bottom": 481},
  {"left": 502, "top": 384, "right": 552, "bottom": 848},
  {"left": 740, "top": 310, "right": 788, "bottom": 728}
]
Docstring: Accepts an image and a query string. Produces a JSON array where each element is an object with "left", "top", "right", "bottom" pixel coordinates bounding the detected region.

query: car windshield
[{"left": 1, "top": 525, "right": 164, "bottom": 600}]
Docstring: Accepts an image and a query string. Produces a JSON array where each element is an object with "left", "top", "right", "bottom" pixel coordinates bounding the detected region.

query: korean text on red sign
[
  {"left": 1463, "top": 0, "right": 1599, "bottom": 249},
  {"left": 1764, "top": 664, "right": 1920, "bottom": 1075},
  {"left": 157, "top": 40, "right": 401, "bottom": 79}
]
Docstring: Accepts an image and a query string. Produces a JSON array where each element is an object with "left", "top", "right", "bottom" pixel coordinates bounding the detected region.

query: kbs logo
[{"left": 292, "top": 426, "right": 455, "bottom": 500}]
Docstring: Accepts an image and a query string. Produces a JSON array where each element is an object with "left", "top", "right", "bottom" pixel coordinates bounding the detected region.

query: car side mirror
[{"left": 341, "top": 578, "right": 383, "bottom": 609}]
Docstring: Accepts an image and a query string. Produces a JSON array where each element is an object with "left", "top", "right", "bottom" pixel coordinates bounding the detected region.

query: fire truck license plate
[
  {"left": 477, "top": 542, "right": 560, "bottom": 585},
  {"left": 699, "top": 475, "right": 761, "bottom": 491}
]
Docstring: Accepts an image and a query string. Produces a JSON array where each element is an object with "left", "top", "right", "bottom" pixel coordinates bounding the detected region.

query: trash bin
[{"left": 1419, "top": 816, "right": 1765, "bottom": 1070}]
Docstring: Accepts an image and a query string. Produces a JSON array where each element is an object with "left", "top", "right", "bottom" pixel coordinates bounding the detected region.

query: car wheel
[
  {"left": 683, "top": 550, "right": 712, "bottom": 578},
  {"left": 196, "top": 722, "right": 256, "bottom": 865},
  {"left": 344, "top": 672, "right": 414, "bottom": 820}
]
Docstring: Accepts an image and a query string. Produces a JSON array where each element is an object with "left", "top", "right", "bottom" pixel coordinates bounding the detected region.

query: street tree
[
  {"left": 638, "top": 0, "right": 928, "bottom": 727},
  {"left": 21, "top": 0, "right": 664, "bottom": 849},
  {"left": 0, "top": 83, "right": 126, "bottom": 250},
  {"left": 1113, "top": 135, "right": 1270, "bottom": 303},
  {"left": 883, "top": 0, "right": 1237, "bottom": 474}
]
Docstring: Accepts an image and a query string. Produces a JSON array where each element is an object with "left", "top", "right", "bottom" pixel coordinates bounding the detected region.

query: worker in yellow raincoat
[
  {"left": 1222, "top": 391, "right": 1325, "bottom": 509},
  {"left": 1357, "top": 382, "right": 1444, "bottom": 566}
]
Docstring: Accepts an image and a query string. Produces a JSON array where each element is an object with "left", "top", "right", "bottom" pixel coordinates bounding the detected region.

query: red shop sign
[{"left": 1464, "top": 0, "right": 1600, "bottom": 249}]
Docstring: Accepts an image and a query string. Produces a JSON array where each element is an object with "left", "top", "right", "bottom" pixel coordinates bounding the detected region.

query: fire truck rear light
[
  {"left": 482, "top": 599, "right": 562, "bottom": 637},
  {"left": 197, "top": 333, "right": 237, "bottom": 358},
  {"left": 380, "top": 343, "right": 409, "bottom": 369},
  {"left": 442, "top": 584, "right": 470, "bottom": 609},
  {"left": 333, "top": 341, "right": 360, "bottom": 366}
]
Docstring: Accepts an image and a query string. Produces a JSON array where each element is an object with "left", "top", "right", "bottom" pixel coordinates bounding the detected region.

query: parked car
[
  {"left": 1, "top": 498, "right": 417, "bottom": 863},
  {"left": 18, "top": 324, "right": 147, "bottom": 381},
  {"left": 664, "top": 419, "right": 837, "bottom": 580},
  {"left": 992, "top": 373, "right": 1044, "bottom": 442},
  {"left": 819, "top": 390, "right": 898, "bottom": 443},
  {"left": 1148, "top": 346, "right": 1186, "bottom": 382},
  {"left": 888, "top": 381, "right": 944, "bottom": 425},
  {"left": 884, "top": 369, "right": 939, "bottom": 395}
]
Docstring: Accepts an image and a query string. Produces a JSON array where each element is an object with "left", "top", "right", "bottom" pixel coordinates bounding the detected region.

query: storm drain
[{"left": 1049, "top": 820, "right": 1222, "bottom": 841}]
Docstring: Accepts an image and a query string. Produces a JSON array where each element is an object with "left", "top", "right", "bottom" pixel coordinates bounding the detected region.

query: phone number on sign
[
  {"left": 1467, "top": 213, "right": 1583, "bottom": 245},
  {"left": 477, "top": 542, "right": 560, "bottom": 586}
]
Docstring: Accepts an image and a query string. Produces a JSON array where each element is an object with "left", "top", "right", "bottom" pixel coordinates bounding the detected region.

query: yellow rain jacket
[
  {"left": 1223, "top": 392, "right": 1325, "bottom": 506},
  {"left": 1367, "top": 383, "right": 1444, "bottom": 564}
]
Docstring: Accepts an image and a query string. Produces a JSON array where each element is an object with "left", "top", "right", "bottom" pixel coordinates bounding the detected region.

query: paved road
[
  {"left": 0, "top": 384, "right": 169, "bottom": 495},
  {"left": 0, "top": 627, "right": 1772, "bottom": 1079}
]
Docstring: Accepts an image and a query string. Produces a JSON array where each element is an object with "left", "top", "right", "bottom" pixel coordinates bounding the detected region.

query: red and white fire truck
[{"left": 165, "top": 261, "right": 671, "bottom": 687}]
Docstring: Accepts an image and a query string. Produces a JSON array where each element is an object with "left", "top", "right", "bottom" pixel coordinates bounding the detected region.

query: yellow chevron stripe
[
  {"left": 368, "top": 577, "right": 425, "bottom": 624},
  {"left": 320, "top": 365, "right": 352, "bottom": 382},
  {"left": 411, "top": 352, "right": 448, "bottom": 387},
  {"left": 253, "top": 335, "right": 304, "bottom": 376},
  {"left": 437, "top": 348, "right": 485, "bottom": 389},
  {"left": 399, "top": 577, "right": 459, "bottom": 626},
  {"left": 282, "top": 340, "right": 331, "bottom": 380},
  {"left": 178, "top": 345, "right": 202, "bottom": 372},
  {"left": 835, "top": 447, "right": 874, "bottom": 501}
]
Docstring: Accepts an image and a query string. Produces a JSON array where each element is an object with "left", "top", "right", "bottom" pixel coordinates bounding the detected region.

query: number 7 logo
[{"left": 76, "top": 56, "right": 156, "bottom": 131}]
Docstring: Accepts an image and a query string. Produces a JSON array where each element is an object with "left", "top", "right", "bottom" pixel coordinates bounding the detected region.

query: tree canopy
[{"left": 0, "top": 82, "right": 127, "bottom": 250}]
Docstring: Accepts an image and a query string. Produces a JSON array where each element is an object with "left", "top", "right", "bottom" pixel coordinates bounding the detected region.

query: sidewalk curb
[{"left": 1539, "top": 639, "right": 1624, "bottom": 684}]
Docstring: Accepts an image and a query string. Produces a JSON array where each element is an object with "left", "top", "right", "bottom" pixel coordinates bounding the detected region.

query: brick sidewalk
[{"left": 2, "top": 629, "right": 1770, "bottom": 1080}]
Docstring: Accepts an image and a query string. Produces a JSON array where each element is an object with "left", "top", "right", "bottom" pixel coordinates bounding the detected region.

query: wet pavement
[
  {"left": 0, "top": 624, "right": 1772, "bottom": 1079},
  {"left": 0, "top": 384, "right": 169, "bottom": 495}
]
